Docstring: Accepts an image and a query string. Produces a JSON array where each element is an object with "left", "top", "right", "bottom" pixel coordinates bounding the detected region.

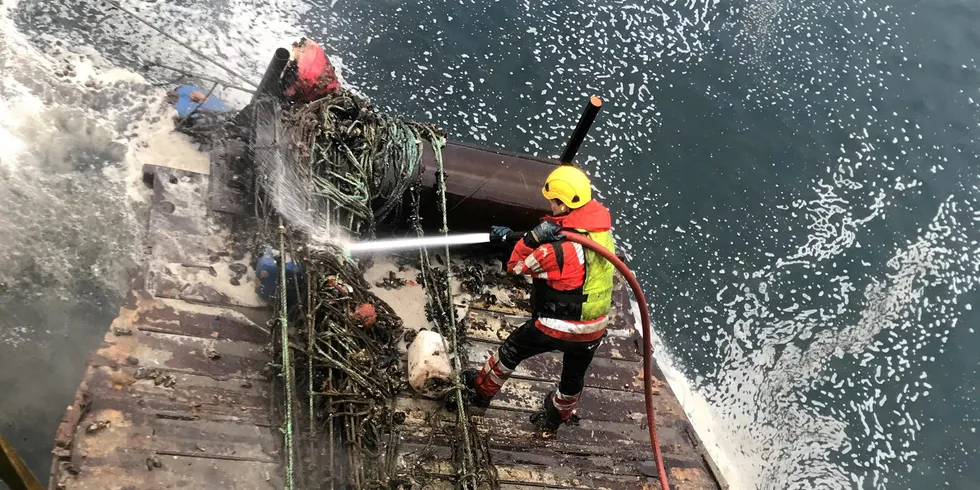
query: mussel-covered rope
[
  {"left": 263, "top": 87, "right": 501, "bottom": 488},
  {"left": 278, "top": 224, "right": 296, "bottom": 490},
  {"left": 431, "top": 135, "right": 478, "bottom": 485},
  {"left": 409, "top": 133, "right": 498, "bottom": 489},
  {"left": 286, "top": 93, "right": 427, "bottom": 238}
]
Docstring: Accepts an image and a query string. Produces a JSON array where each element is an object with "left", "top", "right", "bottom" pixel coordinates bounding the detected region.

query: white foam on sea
[
  {"left": 313, "top": 0, "right": 980, "bottom": 488},
  {"left": 0, "top": 2, "right": 147, "bottom": 292}
]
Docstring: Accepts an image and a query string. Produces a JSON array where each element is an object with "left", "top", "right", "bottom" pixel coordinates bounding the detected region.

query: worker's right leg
[{"left": 465, "top": 320, "right": 553, "bottom": 407}]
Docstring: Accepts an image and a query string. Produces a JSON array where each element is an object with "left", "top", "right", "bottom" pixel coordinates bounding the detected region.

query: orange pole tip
[{"left": 589, "top": 96, "right": 602, "bottom": 107}]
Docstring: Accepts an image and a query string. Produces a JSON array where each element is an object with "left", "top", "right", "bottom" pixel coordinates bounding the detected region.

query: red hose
[{"left": 563, "top": 232, "right": 670, "bottom": 490}]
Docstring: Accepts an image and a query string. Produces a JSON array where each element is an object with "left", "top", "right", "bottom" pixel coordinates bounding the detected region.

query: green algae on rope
[
  {"left": 284, "top": 90, "right": 446, "bottom": 238},
  {"left": 259, "top": 85, "right": 498, "bottom": 488},
  {"left": 277, "top": 225, "right": 296, "bottom": 490}
]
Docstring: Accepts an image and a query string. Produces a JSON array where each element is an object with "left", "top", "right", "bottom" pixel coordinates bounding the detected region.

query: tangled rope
[
  {"left": 406, "top": 136, "right": 499, "bottom": 489},
  {"left": 269, "top": 230, "right": 405, "bottom": 489},
  {"left": 282, "top": 91, "right": 437, "bottom": 238},
  {"left": 259, "top": 87, "right": 499, "bottom": 489}
]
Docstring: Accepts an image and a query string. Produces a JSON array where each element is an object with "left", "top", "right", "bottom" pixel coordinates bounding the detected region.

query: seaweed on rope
[{"left": 253, "top": 88, "right": 499, "bottom": 489}]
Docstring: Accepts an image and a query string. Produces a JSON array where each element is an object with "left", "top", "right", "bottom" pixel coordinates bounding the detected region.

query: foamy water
[
  {"left": 314, "top": 0, "right": 980, "bottom": 488},
  {"left": 0, "top": 0, "right": 306, "bottom": 477},
  {"left": 0, "top": 3, "right": 142, "bottom": 292}
]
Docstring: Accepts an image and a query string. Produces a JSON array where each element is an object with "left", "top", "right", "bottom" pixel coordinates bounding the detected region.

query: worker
[{"left": 464, "top": 165, "right": 616, "bottom": 437}]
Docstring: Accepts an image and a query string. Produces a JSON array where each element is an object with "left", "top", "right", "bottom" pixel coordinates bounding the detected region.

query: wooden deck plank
[
  {"left": 403, "top": 441, "right": 715, "bottom": 490},
  {"left": 411, "top": 478, "right": 674, "bottom": 490},
  {"left": 87, "top": 390, "right": 271, "bottom": 428},
  {"left": 402, "top": 444, "right": 667, "bottom": 490},
  {"left": 149, "top": 417, "right": 278, "bottom": 462},
  {"left": 401, "top": 433, "right": 716, "bottom": 489},
  {"left": 463, "top": 352, "right": 690, "bottom": 428},
  {"left": 90, "top": 328, "right": 269, "bottom": 381},
  {"left": 56, "top": 452, "right": 281, "bottom": 490},
  {"left": 396, "top": 429, "right": 664, "bottom": 479},
  {"left": 84, "top": 361, "right": 270, "bottom": 413},
  {"left": 61, "top": 383, "right": 279, "bottom": 489},
  {"left": 394, "top": 397, "right": 699, "bottom": 461},
  {"left": 409, "top": 480, "right": 621, "bottom": 490},
  {"left": 134, "top": 296, "right": 270, "bottom": 344},
  {"left": 66, "top": 398, "right": 275, "bottom": 463},
  {"left": 392, "top": 355, "right": 680, "bottom": 425},
  {"left": 479, "top": 376, "right": 645, "bottom": 423}
]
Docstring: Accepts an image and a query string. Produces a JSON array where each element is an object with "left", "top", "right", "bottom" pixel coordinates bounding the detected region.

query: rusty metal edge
[
  {"left": 46, "top": 375, "right": 92, "bottom": 489},
  {"left": 1, "top": 432, "right": 44, "bottom": 490}
]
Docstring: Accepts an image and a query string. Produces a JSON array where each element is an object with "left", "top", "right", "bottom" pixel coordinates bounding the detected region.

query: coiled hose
[{"left": 562, "top": 232, "right": 670, "bottom": 490}]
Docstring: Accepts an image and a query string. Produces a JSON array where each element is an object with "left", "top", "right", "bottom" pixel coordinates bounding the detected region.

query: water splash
[
  {"left": 0, "top": 2, "right": 148, "bottom": 294},
  {"left": 0, "top": 0, "right": 297, "bottom": 477},
  {"left": 14, "top": 0, "right": 309, "bottom": 107}
]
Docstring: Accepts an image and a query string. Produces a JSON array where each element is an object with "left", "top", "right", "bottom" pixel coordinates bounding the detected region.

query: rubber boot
[
  {"left": 463, "top": 368, "right": 494, "bottom": 408},
  {"left": 529, "top": 391, "right": 563, "bottom": 438}
]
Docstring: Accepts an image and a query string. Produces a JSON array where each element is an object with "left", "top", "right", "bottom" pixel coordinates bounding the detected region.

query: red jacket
[{"left": 507, "top": 200, "right": 613, "bottom": 341}]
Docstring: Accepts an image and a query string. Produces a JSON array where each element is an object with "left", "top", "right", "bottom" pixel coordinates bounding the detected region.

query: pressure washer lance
[
  {"left": 343, "top": 232, "right": 520, "bottom": 254},
  {"left": 342, "top": 230, "right": 672, "bottom": 490}
]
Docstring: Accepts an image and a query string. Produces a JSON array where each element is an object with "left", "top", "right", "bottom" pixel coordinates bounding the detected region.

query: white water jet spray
[{"left": 344, "top": 233, "right": 492, "bottom": 254}]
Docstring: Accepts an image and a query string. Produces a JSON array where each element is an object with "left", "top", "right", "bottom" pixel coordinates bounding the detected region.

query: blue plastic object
[
  {"left": 255, "top": 247, "right": 279, "bottom": 300},
  {"left": 173, "top": 84, "right": 229, "bottom": 119},
  {"left": 254, "top": 246, "right": 304, "bottom": 301}
]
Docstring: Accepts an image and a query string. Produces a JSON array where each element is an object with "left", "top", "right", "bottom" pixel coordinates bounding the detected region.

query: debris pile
[
  {"left": 276, "top": 240, "right": 407, "bottom": 488},
  {"left": 278, "top": 85, "right": 447, "bottom": 238},
  {"left": 254, "top": 63, "right": 499, "bottom": 488}
]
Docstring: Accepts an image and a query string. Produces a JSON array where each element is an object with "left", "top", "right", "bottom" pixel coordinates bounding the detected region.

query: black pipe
[
  {"left": 251, "top": 47, "right": 291, "bottom": 103},
  {"left": 559, "top": 96, "right": 603, "bottom": 165}
]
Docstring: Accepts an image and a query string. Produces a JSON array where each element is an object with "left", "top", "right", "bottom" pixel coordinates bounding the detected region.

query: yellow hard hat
[{"left": 542, "top": 165, "right": 591, "bottom": 209}]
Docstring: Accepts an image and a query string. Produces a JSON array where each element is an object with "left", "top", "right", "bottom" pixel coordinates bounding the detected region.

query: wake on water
[
  {"left": 3, "top": 0, "right": 980, "bottom": 489},
  {"left": 0, "top": 0, "right": 303, "bottom": 477}
]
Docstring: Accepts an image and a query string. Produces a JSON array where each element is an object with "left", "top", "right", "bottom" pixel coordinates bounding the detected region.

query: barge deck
[{"left": 48, "top": 120, "right": 727, "bottom": 490}]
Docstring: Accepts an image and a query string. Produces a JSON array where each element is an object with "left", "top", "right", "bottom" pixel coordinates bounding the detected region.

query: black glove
[
  {"left": 524, "top": 220, "right": 564, "bottom": 248},
  {"left": 490, "top": 226, "right": 513, "bottom": 242}
]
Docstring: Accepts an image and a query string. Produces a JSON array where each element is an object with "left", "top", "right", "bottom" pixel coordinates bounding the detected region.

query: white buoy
[{"left": 406, "top": 330, "right": 453, "bottom": 398}]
